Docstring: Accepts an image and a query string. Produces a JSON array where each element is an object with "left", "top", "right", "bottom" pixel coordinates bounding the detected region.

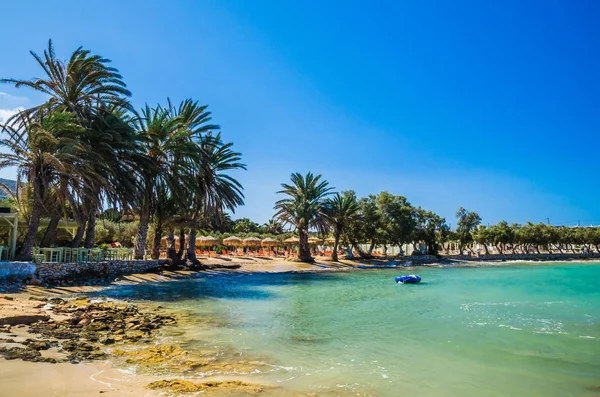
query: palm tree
[
  {"left": 132, "top": 104, "right": 185, "bottom": 259},
  {"left": 0, "top": 109, "right": 87, "bottom": 260},
  {"left": 1, "top": 40, "right": 137, "bottom": 249},
  {"left": 274, "top": 172, "right": 333, "bottom": 262},
  {"left": 133, "top": 99, "right": 223, "bottom": 260},
  {"left": 262, "top": 219, "right": 284, "bottom": 235},
  {"left": 0, "top": 40, "right": 131, "bottom": 120},
  {"left": 185, "top": 133, "right": 245, "bottom": 264},
  {"left": 323, "top": 193, "right": 359, "bottom": 261}
]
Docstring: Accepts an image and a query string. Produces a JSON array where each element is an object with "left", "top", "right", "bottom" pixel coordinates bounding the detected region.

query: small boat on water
[{"left": 395, "top": 275, "right": 421, "bottom": 284}]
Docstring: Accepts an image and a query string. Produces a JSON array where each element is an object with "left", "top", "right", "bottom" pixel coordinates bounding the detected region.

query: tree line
[
  {"left": 0, "top": 41, "right": 245, "bottom": 263},
  {"left": 271, "top": 172, "right": 599, "bottom": 262}
]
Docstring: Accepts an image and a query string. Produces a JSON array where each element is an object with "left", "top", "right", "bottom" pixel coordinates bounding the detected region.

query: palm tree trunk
[
  {"left": 134, "top": 197, "right": 151, "bottom": 260},
  {"left": 298, "top": 228, "right": 312, "bottom": 262},
  {"left": 332, "top": 228, "right": 341, "bottom": 261},
  {"left": 70, "top": 218, "right": 87, "bottom": 248},
  {"left": 84, "top": 208, "right": 97, "bottom": 248},
  {"left": 186, "top": 227, "right": 198, "bottom": 265},
  {"left": 15, "top": 183, "right": 45, "bottom": 261},
  {"left": 175, "top": 228, "right": 186, "bottom": 261},
  {"left": 166, "top": 228, "right": 177, "bottom": 262},
  {"left": 40, "top": 207, "right": 61, "bottom": 248},
  {"left": 151, "top": 221, "right": 163, "bottom": 260}
]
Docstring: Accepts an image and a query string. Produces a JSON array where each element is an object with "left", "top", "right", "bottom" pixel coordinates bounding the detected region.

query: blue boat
[{"left": 395, "top": 275, "right": 421, "bottom": 284}]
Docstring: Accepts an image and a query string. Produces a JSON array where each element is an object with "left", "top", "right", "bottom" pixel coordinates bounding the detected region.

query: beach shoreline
[{"left": 1, "top": 259, "right": 599, "bottom": 396}]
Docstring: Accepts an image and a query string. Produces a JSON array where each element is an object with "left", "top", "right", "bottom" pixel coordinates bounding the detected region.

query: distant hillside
[{"left": 0, "top": 178, "right": 16, "bottom": 199}]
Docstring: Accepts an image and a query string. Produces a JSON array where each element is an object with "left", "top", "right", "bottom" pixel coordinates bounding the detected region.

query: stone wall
[
  {"left": 0, "top": 260, "right": 165, "bottom": 283},
  {"left": 35, "top": 260, "right": 164, "bottom": 283}
]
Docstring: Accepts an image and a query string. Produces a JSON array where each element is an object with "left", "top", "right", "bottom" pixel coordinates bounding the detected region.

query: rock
[
  {"left": 24, "top": 339, "right": 52, "bottom": 350},
  {"left": 47, "top": 298, "right": 65, "bottom": 305},
  {"left": 0, "top": 346, "right": 42, "bottom": 361},
  {"left": 114, "top": 344, "right": 207, "bottom": 372},
  {"left": 146, "top": 379, "right": 270, "bottom": 394},
  {"left": 1, "top": 296, "right": 14, "bottom": 301},
  {"left": 0, "top": 315, "right": 50, "bottom": 326}
]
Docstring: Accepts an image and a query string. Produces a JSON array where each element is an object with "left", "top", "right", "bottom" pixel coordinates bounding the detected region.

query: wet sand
[{"left": 0, "top": 360, "right": 159, "bottom": 396}]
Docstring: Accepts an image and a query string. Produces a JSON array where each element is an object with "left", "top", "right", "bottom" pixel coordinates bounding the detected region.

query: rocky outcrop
[
  {"left": 0, "top": 297, "right": 176, "bottom": 365},
  {"left": 147, "top": 379, "right": 271, "bottom": 394}
]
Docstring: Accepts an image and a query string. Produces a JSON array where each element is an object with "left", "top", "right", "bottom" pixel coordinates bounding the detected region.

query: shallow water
[{"left": 96, "top": 263, "right": 600, "bottom": 396}]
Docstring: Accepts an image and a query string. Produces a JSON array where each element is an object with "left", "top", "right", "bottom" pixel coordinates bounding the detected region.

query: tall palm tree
[
  {"left": 0, "top": 39, "right": 131, "bottom": 120},
  {"left": 323, "top": 193, "right": 359, "bottom": 261},
  {"left": 132, "top": 104, "right": 183, "bottom": 259},
  {"left": 79, "top": 107, "right": 144, "bottom": 248},
  {"left": 1, "top": 40, "right": 137, "bottom": 249},
  {"left": 132, "top": 99, "right": 219, "bottom": 260},
  {"left": 184, "top": 133, "right": 245, "bottom": 264},
  {"left": 274, "top": 172, "right": 333, "bottom": 262},
  {"left": 0, "top": 109, "right": 87, "bottom": 260}
]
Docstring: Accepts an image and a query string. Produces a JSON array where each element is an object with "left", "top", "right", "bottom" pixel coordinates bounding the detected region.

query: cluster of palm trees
[
  {"left": 273, "top": 172, "right": 445, "bottom": 261},
  {"left": 0, "top": 41, "right": 245, "bottom": 262}
]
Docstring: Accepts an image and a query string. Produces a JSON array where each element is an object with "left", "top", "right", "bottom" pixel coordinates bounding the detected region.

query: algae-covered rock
[
  {"left": 113, "top": 344, "right": 207, "bottom": 372},
  {"left": 23, "top": 338, "right": 53, "bottom": 350},
  {"left": 146, "top": 379, "right": 270, "bottom": 394},
  {"left": 0, "top": 346, "right": 41, "bottom": 361}
]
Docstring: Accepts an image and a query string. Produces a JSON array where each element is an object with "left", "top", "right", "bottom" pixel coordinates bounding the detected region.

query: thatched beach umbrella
[
  {"left": 197, "top": 236, "right": 220, "bottom": 247},
  {"left": 283, "top": 236, "right": 300, "bottom": 244},
  {"left": 243, "top": 237, "right": 262, "bottom": 247},
  {"left": 261, "top": 238, "right": 280, "bottom": 247},
  {"left": 308, "top": 237, "right": 322, "bottom": 245},
  {"left": 324, "top": 237, "right": 336, "bottom": 245},
  {"left": 223, "top": 236, "right": 243, "bottom": 247}
]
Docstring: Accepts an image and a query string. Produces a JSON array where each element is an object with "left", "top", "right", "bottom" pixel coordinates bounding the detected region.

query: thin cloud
[
  {"left": 0, "top": 107, "right": 24, "bottom": 124},
  {"left": 0, "top": 92, "right": 30, "bottom": 108}
]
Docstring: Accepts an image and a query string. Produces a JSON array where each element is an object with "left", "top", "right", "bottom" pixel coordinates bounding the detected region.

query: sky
[{"left": 0, "top": 0, "right": 598, "bottom": 227}]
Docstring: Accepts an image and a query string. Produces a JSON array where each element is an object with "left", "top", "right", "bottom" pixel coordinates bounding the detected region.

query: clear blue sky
[{"left": 0, "top": 0, "right": 598, "bottom": 227}]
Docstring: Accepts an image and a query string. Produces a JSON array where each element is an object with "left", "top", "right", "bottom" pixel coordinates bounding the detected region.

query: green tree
[
  {"left": 262, "top": 219, "right": 285, "bottom": 235},
  {"left": 274, "top": 172, "right": 333, "bottom": 262},
  {"left": 377, "top": 192, "right": 416, "bottom": 251},
  {"left": 233, "top": 218, "right": 259, "bottom": 234},
  {"left": 413, "top": 207, "right": 448, "bottom": 255},
  {"left": 323, "top": 193, "right": 359, "bottom": 261},
  {"left": 455, "top": 207, "right": 481, "bottom": 255},
  {"left": 0, "top": 110, "right": 87, "bottom": 260}
]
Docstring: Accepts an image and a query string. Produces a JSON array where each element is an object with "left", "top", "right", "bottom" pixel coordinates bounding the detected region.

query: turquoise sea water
[{"left": 97, "top": 263, "right": 600, "bottom": 396}]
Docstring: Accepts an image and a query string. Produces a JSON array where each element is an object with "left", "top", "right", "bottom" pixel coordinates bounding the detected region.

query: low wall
[
  {"left": 442, "top": 253, "right": 600, "bottom": 262},
  {"left": 0, "top": 262, "right": 37, "bottom": 280},
  {"left": 0, "top": 259, "right": 165, "bottom": 284}
]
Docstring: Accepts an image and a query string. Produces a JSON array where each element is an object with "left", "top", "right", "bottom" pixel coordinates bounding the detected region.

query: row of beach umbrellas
[{"left": 161, "top": 235, "right": 337, "bottom": 247}]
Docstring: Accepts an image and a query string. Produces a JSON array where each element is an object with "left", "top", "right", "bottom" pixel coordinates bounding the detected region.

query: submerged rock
[
  {"left": 146, "top": 379, "right": 270, "bottom": 394},
  {"left": 113, "top": 344, "right": 208, "bottom": 372}
]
